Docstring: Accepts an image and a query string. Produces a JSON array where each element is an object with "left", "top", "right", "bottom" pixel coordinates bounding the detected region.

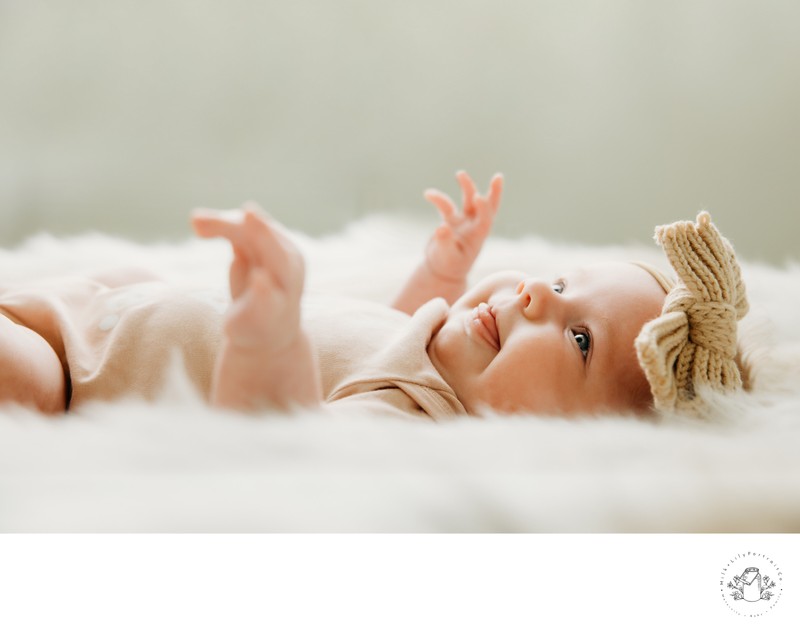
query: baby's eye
[
  {"left": 552, "top": 281, "right": 565, "bottom": 294},
  {"left": 573, "top": 331, "right": 591, "bottom": 359}
]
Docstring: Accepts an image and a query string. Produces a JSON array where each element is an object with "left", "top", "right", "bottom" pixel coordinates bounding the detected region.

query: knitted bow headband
[{"left": 635, "top": 211, "right": 749, "bottom": 416}]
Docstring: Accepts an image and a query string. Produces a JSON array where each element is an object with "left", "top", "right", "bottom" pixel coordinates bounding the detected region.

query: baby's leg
[
  {"left": 192, "top": 206, "right": 322, "bottom": 411},
  {"left": 212, "top": 328, "right": 320, "bottom": 411},
  {"left": 0, "top": 314, "right": 66, "bottom": 414}
]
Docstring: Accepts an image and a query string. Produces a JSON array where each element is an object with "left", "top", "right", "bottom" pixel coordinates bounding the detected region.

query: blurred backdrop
[{"left": 1, "top": 0, "right": 798, "bottom": 263}]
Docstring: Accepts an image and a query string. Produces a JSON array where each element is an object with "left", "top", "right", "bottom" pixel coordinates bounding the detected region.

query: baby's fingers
[
  {"left": 488, "top": 173, "right": 504, "bottom": 214},
  {"left": 472, "top": 195, "right": 495, "bottom": 232},
  {"left": 456, "top": 170, "right": 478, "bottom": 218},
  {"left": 424, "top": 189, "right": 458, "bottom": 224}
]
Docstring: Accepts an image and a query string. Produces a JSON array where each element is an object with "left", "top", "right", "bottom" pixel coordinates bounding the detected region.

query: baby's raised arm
[
  {"left": 192, "top": 204, "right": 322, "bottom": 411},
  {"left": 392, "top": 171, "right": 503, "bottom": 315}
]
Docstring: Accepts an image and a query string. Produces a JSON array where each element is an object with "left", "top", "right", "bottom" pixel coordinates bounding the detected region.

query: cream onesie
[{"left": 0, "top": 276, "right": 465, "bottom": 420}]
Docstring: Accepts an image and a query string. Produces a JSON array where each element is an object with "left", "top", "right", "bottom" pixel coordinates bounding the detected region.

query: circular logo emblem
[{"left": 720, "top": 552, "right": 783, "bottom": 616}]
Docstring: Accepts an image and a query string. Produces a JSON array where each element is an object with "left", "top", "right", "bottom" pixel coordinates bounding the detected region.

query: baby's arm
[
  {"left": 392, "top": 171, "right": 503, "bottom": 315},
  {"left": 192, "top": 204, "right": 322, "bottom": 411}
]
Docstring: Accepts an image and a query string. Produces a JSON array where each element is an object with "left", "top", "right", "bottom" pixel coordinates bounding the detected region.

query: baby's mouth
[{"left": 472, "top": 302, "right": 500, "bottom": 351}]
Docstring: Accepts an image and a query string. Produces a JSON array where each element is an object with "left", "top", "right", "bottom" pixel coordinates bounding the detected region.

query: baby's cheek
[
  {"left": 464, "top": 271, "right": 523, "bottom": 305},
  {"left": 488, "top": 343, "right": 569, "bottom": 413}
]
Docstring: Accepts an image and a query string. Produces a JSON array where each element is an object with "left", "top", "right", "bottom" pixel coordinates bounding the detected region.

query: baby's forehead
[
  {"left": 571, "top": 260, "right": 643, "bottom": 273},
  {"left": 562, "top": 261, "right": 658, "bottom": 287}
]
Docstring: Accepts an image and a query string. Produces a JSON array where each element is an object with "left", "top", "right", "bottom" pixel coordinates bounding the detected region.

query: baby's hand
[
  {"left": 191, "top": 203, "right": 306, "bottom": 353},
  {"left": 424, "top": 171, "right": 503, "bottom": 283}
]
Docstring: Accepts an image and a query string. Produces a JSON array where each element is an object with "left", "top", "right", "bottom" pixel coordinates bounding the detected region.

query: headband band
[{"left": 630, "top": 260, "right": 676, "bottom": 294}]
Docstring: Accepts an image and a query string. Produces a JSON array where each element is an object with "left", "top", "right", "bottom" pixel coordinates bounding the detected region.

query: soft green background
[{"left": 1, "top": 0, "right": 798, "bottom": 263}]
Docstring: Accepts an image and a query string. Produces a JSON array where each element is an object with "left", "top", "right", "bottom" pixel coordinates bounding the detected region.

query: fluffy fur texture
[{"left": 1, "top": 214, "right": 799, "bottom": 532}]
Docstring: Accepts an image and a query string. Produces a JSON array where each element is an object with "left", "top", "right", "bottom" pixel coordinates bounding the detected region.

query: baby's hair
[{"left": 634, "top": 212, "right": 749, "bottom": 417}]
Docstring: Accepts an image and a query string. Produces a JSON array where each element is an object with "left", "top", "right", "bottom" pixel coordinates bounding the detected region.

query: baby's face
[{"left": 427, "top": 262, "right": 667, "bottom": 416}]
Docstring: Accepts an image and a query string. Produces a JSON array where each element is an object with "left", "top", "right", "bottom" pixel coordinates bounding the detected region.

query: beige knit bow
[{"left": 635, "top": 211, "right": 749, "bottom": 415}]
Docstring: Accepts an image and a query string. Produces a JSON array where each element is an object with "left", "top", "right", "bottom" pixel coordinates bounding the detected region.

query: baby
[{"left": 0, "top": 172, "right": 749, "bottom": 419}]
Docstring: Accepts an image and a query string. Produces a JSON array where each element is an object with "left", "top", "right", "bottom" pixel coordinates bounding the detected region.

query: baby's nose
[
  {"left": 516, "top": 279, "right": 562, "bottom": 319},
  {"left": 516, "top": 280, "right": 532, "bottom": 308}
]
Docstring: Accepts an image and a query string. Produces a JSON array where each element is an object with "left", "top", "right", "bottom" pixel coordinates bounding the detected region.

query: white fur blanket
[{"left": 1, "top": 214, "right": 798, "bottom": 532}]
